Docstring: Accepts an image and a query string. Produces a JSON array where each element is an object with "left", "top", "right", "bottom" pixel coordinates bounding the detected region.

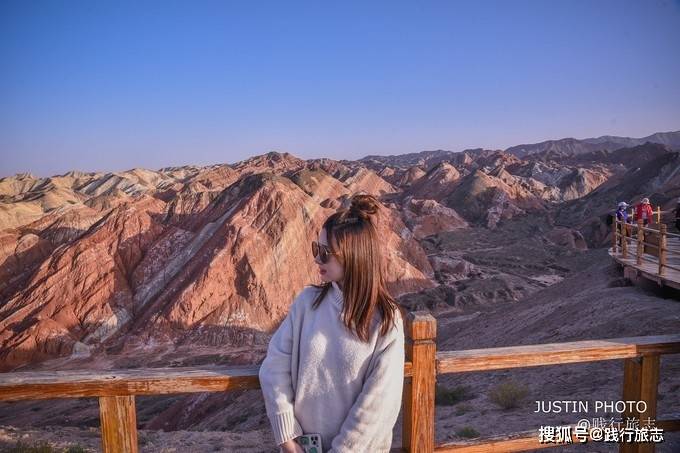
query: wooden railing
[
  {"left": 625, "top": 206, "right": 663, "bottom": 225},
  {"left": 1, "top": 312, "right": 679, "bottom": 453},
  {"left": 611, "top": 217, "right": 680, "bottom": 279}
]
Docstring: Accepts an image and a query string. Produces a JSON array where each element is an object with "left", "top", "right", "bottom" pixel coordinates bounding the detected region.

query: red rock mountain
[
  {"left": 0, "top": 155, "right": 433, "bottom": 370},
  {"left": 1, "top": 140, "right": 678, "bottom": 371}
]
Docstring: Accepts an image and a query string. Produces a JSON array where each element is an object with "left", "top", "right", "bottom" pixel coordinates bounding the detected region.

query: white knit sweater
[{"left": 258, "top": 281, "right": 405, "bottom": 453}]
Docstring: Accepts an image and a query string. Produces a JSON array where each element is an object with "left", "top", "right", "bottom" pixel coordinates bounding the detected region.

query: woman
[{"left": 258, "top": 194, "right": 406, "bottom": 453}]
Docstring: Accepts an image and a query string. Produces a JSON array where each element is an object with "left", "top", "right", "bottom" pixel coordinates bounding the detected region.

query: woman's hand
[{"left": 279, "top": 438, "right": 305, "bottom": 453}]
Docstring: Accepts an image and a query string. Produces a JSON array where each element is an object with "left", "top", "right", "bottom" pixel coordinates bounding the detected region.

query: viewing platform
[{"left": 609, "top": 218, "right": 680, "bottom": 291}]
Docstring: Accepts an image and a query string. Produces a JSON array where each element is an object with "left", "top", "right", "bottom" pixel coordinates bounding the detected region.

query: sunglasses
[{"left": 311, "top": 241, "right": 336, "bottom": 264}]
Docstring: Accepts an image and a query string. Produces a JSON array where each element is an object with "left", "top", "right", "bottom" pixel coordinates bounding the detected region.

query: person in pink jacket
[{"left": 636, "top": 198, "right": 654, "bottom": 227}]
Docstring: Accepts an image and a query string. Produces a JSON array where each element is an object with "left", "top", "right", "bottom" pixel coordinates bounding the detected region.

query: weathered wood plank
[
  {"left": 620, "top": 355, "right": 660, "bottom": 453},
  {"left": 437, "top": 335, "right": 680, "bottom": 374},
  {"left": 638, "top": 355, "right": 660, "bottom": 453},
  {"left": 403, "top": 311, "right": 436, "bottom": 453},
  {"left": 620, "top": 358, "right": 642, "bottom": 453},
  {"left": 434, "top": 429, "right": 569, "bottom": 452},
  {"left": 0, "top": 366, "right": 261, "bottom": 401},
  {"left": 656, "top": 416, "right": 680, "bottom": 432},
  {"left": 99, "top": 395, "right": 138, "bottom": 453},
  {"left": 0, "top": 362, "right": 415, "bottom": 401}
]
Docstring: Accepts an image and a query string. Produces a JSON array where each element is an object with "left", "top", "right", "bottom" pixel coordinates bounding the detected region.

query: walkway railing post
[
  {"left": 658, "top": 224, "right": 667, "bottom": 276},
  {"left": 403, "top": 311, "right": 436, "bottom": 453},
  {"left": 622, "top": 222, "right": 629, "bottom": 259},
  {"left": 620, "top": 355, "right": 660, "bottom": 453},
  {"left": 612, "top": 216, "right": 618, "bottom": 254},
  {"left": 99, "top": 395, "right": 138, "bottom": 453},
  {"left": 637, "top": 220, "right": 644, "bottom": 265}
]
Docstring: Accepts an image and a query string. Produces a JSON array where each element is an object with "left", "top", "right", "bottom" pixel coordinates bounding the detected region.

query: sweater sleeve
[
  {"left": 328, "top": 316, "right": 405, "bottom": 453},
  {"left": 258, "top": 292, "right": 305, "bottom": 446}
]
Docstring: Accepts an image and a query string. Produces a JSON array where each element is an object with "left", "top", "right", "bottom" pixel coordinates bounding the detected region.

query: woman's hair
[{"left": 310, "top": 193, "right": 405, "bottom": 341}]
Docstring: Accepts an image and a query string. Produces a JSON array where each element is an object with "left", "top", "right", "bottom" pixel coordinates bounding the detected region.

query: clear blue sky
[{"left": 2, "top": 0, "right": 679, "bottom": 177}]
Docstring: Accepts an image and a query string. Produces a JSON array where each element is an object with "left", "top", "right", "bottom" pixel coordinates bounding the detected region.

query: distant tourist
[
  {"left": 616, "top": 201, "right": 630, "bottom": 223},
  {"left": 636, "top": 198, "right": 654, "bottom": 227},
  {"left": 615, "top": 202, "right": 630, "bottom": 246},
  {"left": 259, "top": 193, "right": 405, "bottom": 453}
]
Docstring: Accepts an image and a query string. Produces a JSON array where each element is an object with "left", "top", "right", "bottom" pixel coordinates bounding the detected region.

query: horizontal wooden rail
[
  {"left": 636, "top": 254, "right": 663, "bottom": 265},
  {"left": 436, "top": 334, "right": 680, "bottom": 374},
  {"left": 0, "top": 366, "right": 260, "bottom": 401},
  {"left": 627, "top": 224, "right": 663, "bottom": 234},
  {"left": 435, "top": 428, "right": 563, "bottom": 452},
  {"left": 434, "top": 417, "right": 680, "bottom": 452},
  {"left": 0, "top": 363, "right": 413, "bottom": 402}
]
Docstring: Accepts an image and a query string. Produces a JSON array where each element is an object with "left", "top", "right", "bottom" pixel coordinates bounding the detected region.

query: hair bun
[{"left": 349, "top": 193, "right": 379, "bottom": 220}]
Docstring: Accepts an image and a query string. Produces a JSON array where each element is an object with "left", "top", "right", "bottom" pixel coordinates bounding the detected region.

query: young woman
[{"left": 258, "top": 193, "right": 406, "bottom": 453}]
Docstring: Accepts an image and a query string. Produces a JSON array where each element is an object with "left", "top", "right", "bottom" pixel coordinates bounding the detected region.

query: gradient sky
[{"left": 2, "top": 0, "right": 680, "bottom": 178}]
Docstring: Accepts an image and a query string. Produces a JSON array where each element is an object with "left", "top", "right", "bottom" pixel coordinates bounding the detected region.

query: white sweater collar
[{"left": 330, "top": 281, "right": 344, "bottom": 308}]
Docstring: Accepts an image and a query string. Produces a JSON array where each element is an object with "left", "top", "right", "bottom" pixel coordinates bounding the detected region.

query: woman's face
[{"left": 316, "top": 228, "right": 343, "bottom": 283}]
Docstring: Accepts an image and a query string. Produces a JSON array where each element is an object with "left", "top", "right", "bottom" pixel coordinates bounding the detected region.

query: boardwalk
[{"left": 609, "top": 220, "right": 680, "bottom": 291}]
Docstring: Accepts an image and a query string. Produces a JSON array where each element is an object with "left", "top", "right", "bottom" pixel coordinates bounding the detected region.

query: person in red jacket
[{"left": 636, "top": 198, "right": 654, "bottom": 227}]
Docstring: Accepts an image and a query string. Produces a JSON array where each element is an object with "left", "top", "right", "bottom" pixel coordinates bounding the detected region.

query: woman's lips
[{"left": 319, "top": 269, "right": 327, "bottom": 275}]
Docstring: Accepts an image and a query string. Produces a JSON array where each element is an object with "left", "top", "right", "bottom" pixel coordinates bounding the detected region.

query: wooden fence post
[
  {"left": 620, "top": 355, "right": 660, "bottom": 453},
  {"left": 622, "top": 222, "right": 629, "bottom": 259},
  {"left": 637, "top": 220, "right": 644, "bottom": 265},
  {"left": 403, "top": 311, "right": 436, "bottom": 453},
  {"left": 658, "top": 224, "right": 667, "bottom": 276},
  {"left": 99, "top": 395, "right": 138, "bottom": 453},
  {"left": 612, "top": 216, "right": 618, "bottom": 254}
]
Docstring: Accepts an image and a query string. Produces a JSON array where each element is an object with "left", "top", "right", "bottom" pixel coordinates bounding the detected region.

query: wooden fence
[
  {"left": 611, "top": 218, "right": 680, "bottom": 290},
  {"left": 1, "top": 312, "right": 679, "bottom": 452}
]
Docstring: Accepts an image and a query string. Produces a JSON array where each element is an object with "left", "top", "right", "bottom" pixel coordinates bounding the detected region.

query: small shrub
[
  {"left": 65, "top": 447, "right": 89, "bottom": 453},
  {"left": 456, "top": 427, "right": 479, "bottom": 438},
  {"left": 454, "top": 403, "right": 472, "bottom": 416},
  {"left": 5, "top": 441, "right": 55, "bottom": 453},
  {"left": 4, "top": 441, "right": 91, "bottom": 453},
  {"left": 435, "top": 384, "right": 473, "bottom": 406},
  {"left": 488, "top": 379, "right": 528, "bottom": 410}
]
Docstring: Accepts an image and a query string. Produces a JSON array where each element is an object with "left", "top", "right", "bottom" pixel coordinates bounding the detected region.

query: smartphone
[{"left": 295, "top": 433, "right": 323, "bottom": 453}]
